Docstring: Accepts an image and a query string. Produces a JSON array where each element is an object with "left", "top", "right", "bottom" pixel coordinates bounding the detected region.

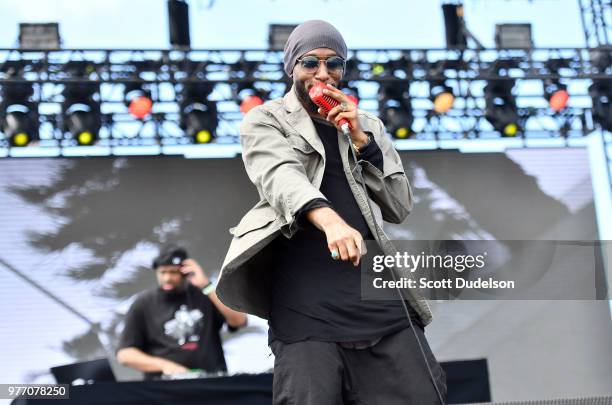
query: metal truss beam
[
  {"left": 0, "top": 48, "right": 609, "bottom": 148},
  {"left": 579, "top": 0, "right": 611, "bottom": 47}
]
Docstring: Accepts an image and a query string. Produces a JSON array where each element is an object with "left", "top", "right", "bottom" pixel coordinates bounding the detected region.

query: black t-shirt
[
  {"left": 118, "top": 283, "right": 228, "bottom": 379},
  {"left": 268, "top": 119, "right": 421, "bottom": 344}
]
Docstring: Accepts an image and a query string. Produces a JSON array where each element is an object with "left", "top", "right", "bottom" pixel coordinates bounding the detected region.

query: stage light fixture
[
  {"left": 442, "top": 3, "right": 467, "bottom": 48},
  {"left": 340, "top": 86, "right": 360, "bottom": 107},
  {"left": 543, "top": 79, "right": 569, "bottom": 113},
  {"left": 124, "top": 84, "right": 153, "bottom": 120},
  {"left": 168, "top": 0, "right": 190, "bottom": 48},
  {"left": 62, "top": 82, "right": 101, "bottom": 146},
  {"left": 268, "top": 24, "right": 298, "bottom": 51},
  {"left": 378, "top": 81, "right": 413, "bottom": 139},
  {"left": 495, "top": 24, "right": 533, "bottom": 49},
  {"left": 229, "top": 61, "right": 266, "bottom": 114},
  {"left": 430, "top": 81, "right": 455, "bottom": 114},
  {"left": 484, "top": 79, "right": 520, "bottom": 137},
  {"left": 179, "top": 83, "right": 218, "bottom": 143},
  {"left": 19, "top": 22, "right": 61, "bottom": 50},
  {"left": 589, "top": 79, "right": 612, "bottom": 132},
  {"left": 346, "top": 94, "right": 359, "bottom": 106},
  {"left": 372, "top": 64, "right": 385, "bottom": 76},
  {"left": 0, "top": 83, "right": 38, "bottom": 147},
  {"left": 543, "top": 60, "right": 570, "bottom": 113},
  {"left": 240, "top": 95, "right": 264, "bottom": 114},
  {"left": 235, "top": 84, "right": 267, "bottom": 115}
]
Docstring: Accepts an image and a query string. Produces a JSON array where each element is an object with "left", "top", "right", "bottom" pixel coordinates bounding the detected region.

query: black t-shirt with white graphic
[{"left": 118, "top": 283, "right": 227, "bottom": 379}]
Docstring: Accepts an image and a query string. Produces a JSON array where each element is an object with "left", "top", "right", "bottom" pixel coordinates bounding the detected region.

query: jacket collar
[{"left": 282, "top": 85, "right": 325, "bottom": 157}]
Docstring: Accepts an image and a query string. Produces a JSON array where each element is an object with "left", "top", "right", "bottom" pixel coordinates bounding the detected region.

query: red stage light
[
  {"left": 549, "top": 89, "right": 569, "bottom": 112},
  {"left": 346, "top": 94, "right": 359, "bottom": 106},
  {"left": 240, "top": 95, "right": 264, "bottom": 114},
  {"left": 128, "top": 96, "right": 153, "bottom": 119}
]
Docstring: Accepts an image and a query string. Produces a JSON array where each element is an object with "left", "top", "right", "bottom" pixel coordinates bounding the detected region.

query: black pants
[{"left": 270, "top": 326, "right": 447, "bottom": 405}]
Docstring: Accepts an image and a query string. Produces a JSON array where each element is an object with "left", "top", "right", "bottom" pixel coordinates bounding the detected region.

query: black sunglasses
[{"left": 296, "top": 56, "right": 346, "bottom": 73}]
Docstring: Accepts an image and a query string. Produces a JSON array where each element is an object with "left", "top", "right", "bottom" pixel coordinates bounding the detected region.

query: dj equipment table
[{"left": 11, "top": 373, "right": 273, "bottom": 405}]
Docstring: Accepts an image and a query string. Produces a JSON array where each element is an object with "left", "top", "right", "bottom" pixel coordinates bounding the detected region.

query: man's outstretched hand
[{"left": 306, "top": 206, "right": 363, "bottom": 267}]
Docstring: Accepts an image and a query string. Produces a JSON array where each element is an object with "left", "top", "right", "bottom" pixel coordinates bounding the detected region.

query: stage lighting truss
[{"left": 0, "top": 47, "right": 609, "bottom": 151}]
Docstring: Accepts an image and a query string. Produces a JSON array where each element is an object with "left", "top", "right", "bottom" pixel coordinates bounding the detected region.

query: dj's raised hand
[{"left": 180, "top": 258, "right": 210, "bottom": 289}]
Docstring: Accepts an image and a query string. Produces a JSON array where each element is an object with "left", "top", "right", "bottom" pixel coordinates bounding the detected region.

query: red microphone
[{"left": 309, "top": 82, "right": 353, "bottom": 134}]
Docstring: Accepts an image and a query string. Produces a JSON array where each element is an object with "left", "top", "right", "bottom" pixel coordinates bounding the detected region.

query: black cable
[{"left": 343, "top": 129, "right": 445, "bottom": 404}]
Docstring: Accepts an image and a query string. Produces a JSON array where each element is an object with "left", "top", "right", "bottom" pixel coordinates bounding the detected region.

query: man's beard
[
  {"left": 159, "top": 284, "right": 186, "bottom": 298},
  {"left": 295, "top": 81, "right": 322, "bottom": 115}
]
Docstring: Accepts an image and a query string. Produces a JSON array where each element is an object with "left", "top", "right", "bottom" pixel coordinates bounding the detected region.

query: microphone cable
[{"left": 342, "top": 127, "right": 446, "bottom": 405}]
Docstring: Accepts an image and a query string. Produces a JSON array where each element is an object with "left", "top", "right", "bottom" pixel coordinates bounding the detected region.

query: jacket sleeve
[
  {"left": 357, "top": 114, "right": 414, "bottom": 224},
  {"left": 240, "top": 106, "right": 327, "bottom": 236},
  {"left": 355, "top": 132, "right": 384, "bottom": 172}
]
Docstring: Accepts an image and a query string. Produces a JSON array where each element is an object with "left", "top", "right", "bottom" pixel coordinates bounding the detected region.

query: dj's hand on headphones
[{"left": 180, "top": 258, "right": 210, "bottom": 289}]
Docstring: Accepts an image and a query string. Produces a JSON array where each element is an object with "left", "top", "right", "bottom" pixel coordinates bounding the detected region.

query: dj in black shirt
[
  {"left": 119, "top": 284, "right": 227, "bottom": 379},
  {"left": 117, "top": 247, "right": 247, "bottom": 379}
]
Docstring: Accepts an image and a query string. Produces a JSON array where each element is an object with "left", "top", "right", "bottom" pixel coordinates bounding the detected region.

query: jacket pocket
[
  {"left": 286, "top": 133, "right": 315, "bottom": 154},
  {"left": 230, "top": 208, "right": 278, "bottom": 238},
  {"left": 286, "top": 133, "right": 320, "bottom": 181}
]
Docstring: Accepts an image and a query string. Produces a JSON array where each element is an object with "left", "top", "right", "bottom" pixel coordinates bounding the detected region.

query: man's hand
[
  {"left": 306, "top": 207, "right": 364, "bottom": 267},
  {"left": 117, "top": 347, "right": 191, "bottom": 375},
  {"left": 180, "top": 258, "right": 210, "bottom": 289},
  {"left": 161, "top": 360, "right": 189, "bottom": 375},
  {"left": 180, "top": 259, "right": 247, "bottom": 328},
  {"left": 318, "top": 84, "right": 370, "bottom": 149}
]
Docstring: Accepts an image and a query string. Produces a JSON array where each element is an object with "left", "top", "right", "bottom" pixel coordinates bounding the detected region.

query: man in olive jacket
[{"left": 217, "top": 20, "right": 445, "bottom": 405}]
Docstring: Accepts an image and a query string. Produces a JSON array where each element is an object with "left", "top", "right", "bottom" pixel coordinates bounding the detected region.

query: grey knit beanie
[{"left": 283, "top": 20, "right": 347, "bottom": 77}]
